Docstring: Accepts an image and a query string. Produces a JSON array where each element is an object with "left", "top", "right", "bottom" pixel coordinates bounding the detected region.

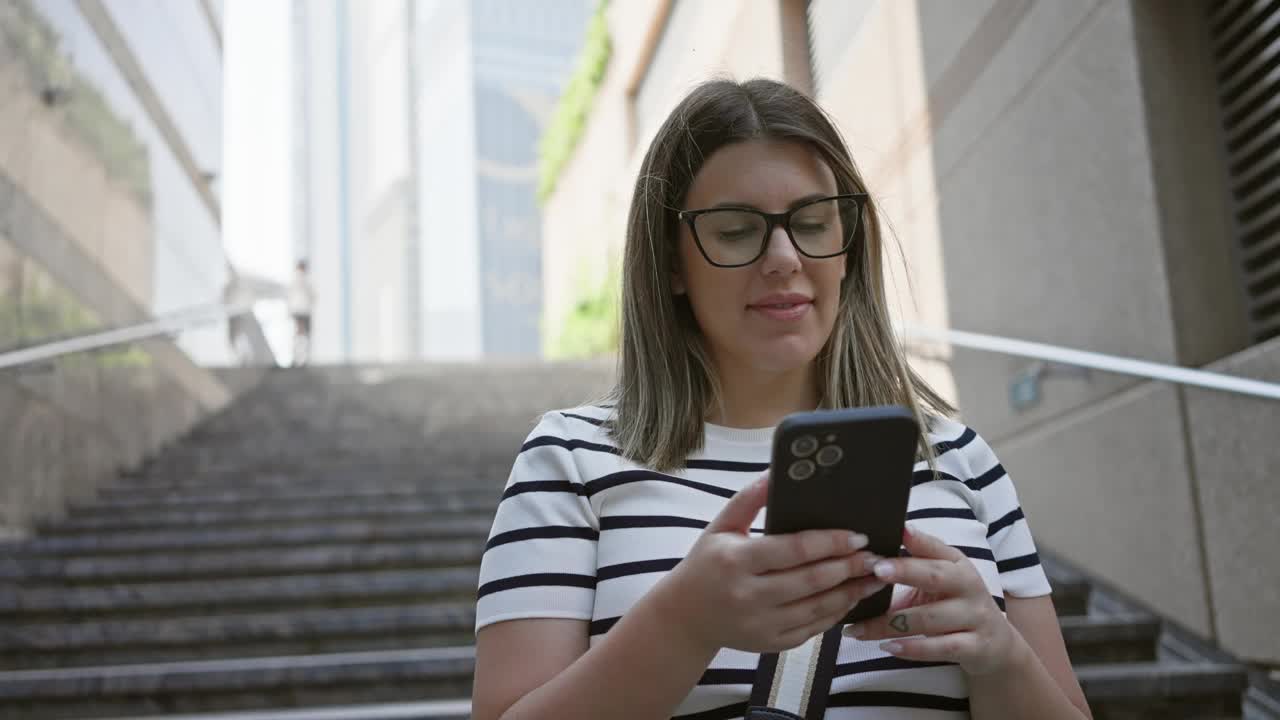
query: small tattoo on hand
[{"left": 889, "top": 614, "right": 909, "bottom": 633}]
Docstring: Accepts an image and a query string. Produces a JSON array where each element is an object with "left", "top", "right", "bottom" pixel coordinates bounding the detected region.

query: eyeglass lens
[{"left": 692, "top": 197, "right": 860, "bottom": 266}]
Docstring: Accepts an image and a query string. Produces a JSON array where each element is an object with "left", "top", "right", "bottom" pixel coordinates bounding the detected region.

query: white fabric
[
  {"left": 476, "top": 408, "right": 1053, "bottom": 718},
  {"left": 287, "top": 270, "right": 315, "bottom": 314}
]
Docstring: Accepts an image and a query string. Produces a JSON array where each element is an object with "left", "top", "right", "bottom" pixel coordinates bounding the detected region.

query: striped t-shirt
[{"left": 476, "top": 406, "right": 1052, "bottom": 719}]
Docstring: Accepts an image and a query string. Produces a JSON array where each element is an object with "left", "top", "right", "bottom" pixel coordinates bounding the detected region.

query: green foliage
[
  {"left": 548, "top": 261, "right": 621, "bottom": 360},
  {"left": 93, "top": 344, "right": 151, "bottom": 369},
  {"left": 0, "top": 262, "right": 150, "bottom": 368},
  {"left": 0, "top": 300, "right": 20, "bottom": 351},
  {"left": 19, "top": 267, "right": 99, "bottom": 342},
  {"left": 537, "top": 0, "right": 612, "bottom": 204},
  {"left": 1, "top": 0, "right": 152, "bottom": 206}
]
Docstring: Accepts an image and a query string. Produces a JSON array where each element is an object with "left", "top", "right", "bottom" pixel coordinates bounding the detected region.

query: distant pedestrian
[
  {"left": 288, "top": 259, "right": 315, "bottom": 366},
  {"left": 222, "top": 274, "right": 252, "bottom": 365}
]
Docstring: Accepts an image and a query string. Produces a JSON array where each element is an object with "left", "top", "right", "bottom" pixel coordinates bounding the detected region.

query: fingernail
[
  {"left": 843, "top": 623, "right": 865, "bottom": 639},
  {"left": 880, "top": 641, "right": 903, "bottom": 654},
  {"left": 849, "top": 533, "right": 868, "bottom": 550},
  {"left": 873, "top": 560, "right": 894, "bottom": 579},
  {"left": 863, "top": 555, "right": 882, "bottom": 572}
]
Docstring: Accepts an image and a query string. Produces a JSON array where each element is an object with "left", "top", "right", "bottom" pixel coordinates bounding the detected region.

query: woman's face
[{"left": 675, "top": 138, "right": 847, "bottom": 377}]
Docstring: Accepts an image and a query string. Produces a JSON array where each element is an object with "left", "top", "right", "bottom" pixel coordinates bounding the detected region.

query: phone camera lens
[
  {"left": 791, "top": 435, "right": 819, "bottom": 457},
  {"left": 816, "top": 445, "right": 843, "bottom": 467},
  {"left": 788, "top": 459, "right": 816, "bottom": 481}
]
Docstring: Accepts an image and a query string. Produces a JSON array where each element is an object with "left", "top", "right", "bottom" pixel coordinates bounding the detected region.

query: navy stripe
[
  {"left": 588, "top": 616, "right": 620, "bottom": 635},
  {"left": 600, "top": 514, "right": 765, "bottom": 534},
  {"left": 585, "top": 470, "right": 736, "bottom": 499},
  {"left": 686, "top": 458, "right": 769, "bottom": 472},
  {"left": 932, "top": 427, "right": 977, "bottom": 456},
  {"left": 993, "top": 595, "right": 1007, "bottom": 612},
  {"left": 906, "top": 507, "right": 978, "bottom": 522},
  {"left": 914, "top": 467, "right": 1007, "bottom": 493},
  {"left": 698, "top": 668, "right": 754, "bottom": 685},
  {"left": 521, "top": 435, "right": 619, "bottom": 455},
  {"left": 484, "top": 526, "right": 598, "bottom": 551},
  {"left": 672, "top": 702, "right": 748, "bottom": 720},
  {"left": 601, "top": 515, "right": 708, "bottom": 531},
  {"left": 523, "top": 435, "right": 766, "bottom": 473},
  {"left": 597, "top": 557, "right": 681, "bottom": 581},
  {"left": 970, "top": 462, "right": 1007, "bottom": 490},
  {"left": 678, "top": 690, "right": 971, "bottom": 715},
  {"left": 997, "top": 552, "right": 1040, "bottom": 573},
  {"left": 501, "top": 480, "right": 586, "bottom": 499},
  {"left": 835, "top": 657, "right": 954, "bottom": 677},
  {"left": 828, "top": 690, "right": 969, "bottom": 711},
  {"left": 477, "top": 572, "right": 595, "bottom": 599},
  {"left": 912, "top": 469, "right": 963, "bottom": 487},
  {"left": 559, "top": 412, "right": 605, "bottom": 426},
  {"left": 986, "top": 507, "right": 1025, "bottom": 537},
  {"left": 954, "top": 545, "right": 996, "bottom": 562}
]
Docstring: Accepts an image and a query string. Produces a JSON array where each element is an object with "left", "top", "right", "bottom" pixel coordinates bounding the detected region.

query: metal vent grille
[{"left": 1211, "top": 0, "right": 1280, "bottom": 342}]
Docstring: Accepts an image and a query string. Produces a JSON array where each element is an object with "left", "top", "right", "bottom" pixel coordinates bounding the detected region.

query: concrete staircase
[{"left": 0, "top": 366, "right": 1274, "bottom": 719}]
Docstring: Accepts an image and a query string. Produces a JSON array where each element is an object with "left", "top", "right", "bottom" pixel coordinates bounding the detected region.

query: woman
[{"left": 473, "top": 79, "right": 1091, "bottom": 719}]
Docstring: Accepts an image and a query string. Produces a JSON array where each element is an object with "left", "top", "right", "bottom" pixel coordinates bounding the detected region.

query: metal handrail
[
  {"left": 4, "top": 309, "right": 1276, "bottom": 401},
  {"left": 901, "top": 324, "right": 1280, "bottom": 402},
  {"left": 0, "top": 301, "right": 258, "bottom": 371}
]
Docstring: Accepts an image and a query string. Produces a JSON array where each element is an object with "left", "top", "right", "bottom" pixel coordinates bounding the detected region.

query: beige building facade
[
  {"left": 0, "top": 0, "right": 272, "bottom": 534},
  {"left": 542, "top": 0, "right": 1280, "bottom": 664}
]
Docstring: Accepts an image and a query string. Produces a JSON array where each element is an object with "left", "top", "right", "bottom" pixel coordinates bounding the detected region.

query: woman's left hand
[{"left": 842, "top": 525, "right": 1025, "bottom": 676}]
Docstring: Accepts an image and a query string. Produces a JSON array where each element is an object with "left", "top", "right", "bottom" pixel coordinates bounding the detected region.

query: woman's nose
[{"left": 760, "top": 224, "right": 801, "bottom": 275}]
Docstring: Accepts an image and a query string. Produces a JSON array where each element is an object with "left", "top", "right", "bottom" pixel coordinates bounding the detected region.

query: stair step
[
  {"left": 107, "top": 469, "right": 506, "bottom": 494},
  {"left": 1, "top": 602, "right": 476, "bottom": 669},
  {"left": 8, "top": 609, "right": 1157, "bottom": 673},
  {"left": 1059, "top": 614, "right": 1160, "bottom": 664},
  {"left": 36, "top": 496, "right": 500, "bottom": 535},
  {"left": 95, "top": 699, "right": 471, "bottom": 720},
  {"left": 0, "top": 538, "right": 487, "bottom": 583},
  {"left": 0, "top": 646, "right": 477, "bottom": 720},
  {"left": 1049, "top": 578, "right": 1091, "bottom": 617},
  {"left": 1078, "top": 661, "right": 1248, "bottom": 718},
  {"left": 1042, "top": 553, "right": 1091, "bottom": 616},
  {"left": 88, "top": 482, "right": 497, "bottom": 510},
  {"left": 0, "top": 567, "right": 479, "bottom": 621},
  {"left": 4, "top": 516, "right": 494, "bottom": 557}
]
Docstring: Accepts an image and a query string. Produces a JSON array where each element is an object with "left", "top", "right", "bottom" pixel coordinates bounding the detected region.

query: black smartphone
[{"left": 765, "top": 405, "right": 919, "bottom": 625}]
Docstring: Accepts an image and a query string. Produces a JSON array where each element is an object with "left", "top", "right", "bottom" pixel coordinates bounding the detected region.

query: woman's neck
[{"left": 707, "top": 362, "right": 819, "bottom": 429}]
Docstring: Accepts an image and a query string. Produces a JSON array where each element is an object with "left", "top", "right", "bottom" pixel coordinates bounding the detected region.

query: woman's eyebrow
[{"left": 707, "top": 193, "right": 830, "bottom": 211}]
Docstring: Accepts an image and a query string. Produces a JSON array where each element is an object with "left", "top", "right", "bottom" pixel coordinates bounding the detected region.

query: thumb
[{"left": 706, "top": 471, "right": 770, "bottom": 534}]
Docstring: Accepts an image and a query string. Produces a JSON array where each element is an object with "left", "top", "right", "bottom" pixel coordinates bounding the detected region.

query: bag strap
[{"left": 745, "top": 626, "right": 842, "bottom": 720}]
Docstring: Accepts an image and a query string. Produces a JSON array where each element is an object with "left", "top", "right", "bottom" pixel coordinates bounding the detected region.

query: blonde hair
[{"left": 606, "top": 78, "right": 953, "bottom": 471}]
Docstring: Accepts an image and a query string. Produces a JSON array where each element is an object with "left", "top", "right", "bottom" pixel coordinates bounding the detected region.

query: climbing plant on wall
[
  {"left": 548, "top": 259, "right": 621, "bottom": 360},
  {"left": 537, "top": 0, "right": 611, "bottom": 205},
  {"left": 0, "top": 0, "right": 152, "bottom": 207}
]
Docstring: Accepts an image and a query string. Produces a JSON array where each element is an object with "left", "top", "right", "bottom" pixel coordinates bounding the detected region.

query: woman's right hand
[{"left": 652, "top": 472, "right": 886, "bottom": 654}]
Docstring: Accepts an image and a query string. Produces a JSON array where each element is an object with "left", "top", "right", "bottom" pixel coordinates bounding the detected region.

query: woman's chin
[{"left": 747, "top": 336, "right": 824, "bottom": 374}]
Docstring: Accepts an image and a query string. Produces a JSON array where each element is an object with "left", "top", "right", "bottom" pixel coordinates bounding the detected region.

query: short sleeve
[
  {"left": 474, "top": 412, "right": 600, "bottom": 633},
  {"left": 965, "top": 431, "right": 1053, "bottom": 599}
]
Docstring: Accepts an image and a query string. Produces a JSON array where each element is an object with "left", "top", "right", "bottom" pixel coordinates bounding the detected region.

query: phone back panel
[{"left": 766, "top": 405, "right": 918, "bottom": 624}]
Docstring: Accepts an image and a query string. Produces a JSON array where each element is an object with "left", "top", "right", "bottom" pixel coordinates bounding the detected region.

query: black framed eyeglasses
[{"left": 677, "top": 193, "right": 867, "bottom": 268}]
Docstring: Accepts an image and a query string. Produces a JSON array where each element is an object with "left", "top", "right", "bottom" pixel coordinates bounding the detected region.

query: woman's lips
[{"left": 748, "top": 301, "right": 812, "bottom": 321}]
